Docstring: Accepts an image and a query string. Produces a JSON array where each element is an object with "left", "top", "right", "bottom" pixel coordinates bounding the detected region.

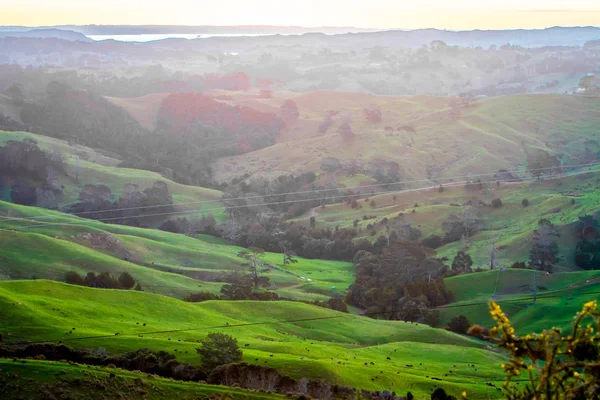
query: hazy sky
[{"left": 3, "top": 0, "right": 600, "bottom": 29}]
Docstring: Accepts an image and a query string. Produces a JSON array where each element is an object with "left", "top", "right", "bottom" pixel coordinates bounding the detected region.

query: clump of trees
[
  {"left": 0, "top": 139, "right": 66, "bottom": 207},
  {"left": 68, "top": 181, "right": 173, "bottom": 227},
  {"left": 346, "top": 243, "right": 453, "bottom": 324},
  {"left": 65, "top": 271, "right": 142, "bottom": 290}
]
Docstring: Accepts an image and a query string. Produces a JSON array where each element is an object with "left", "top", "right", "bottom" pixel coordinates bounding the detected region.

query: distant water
[{"left": 88, "top": 33, "right": 291, "bottom": 42}]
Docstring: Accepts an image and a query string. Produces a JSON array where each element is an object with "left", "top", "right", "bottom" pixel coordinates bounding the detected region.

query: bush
[
  {"left": 491, "top": 198, "right": 503, "bottom": 208},
  {"left": 184, "top": 292, "right": 220, "bottom": 302},
  {"left": 421, "top": 235, "right": 444, "bottom": 249},
  {"left": 447, "top": 315, "right": 470, "bottom": 334},
  {"left": 196, "top": 332, "right": 242, "bottom": 371},
  {"left": 521, "top": 198, "right": 530, "bottom": 207}
]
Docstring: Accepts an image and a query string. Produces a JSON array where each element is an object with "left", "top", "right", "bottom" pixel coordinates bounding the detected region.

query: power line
[
  {"left": 2, "top": 167, "right": 598, "bottom": 233},
  {"left": 2, "top": 161, "right": 598, "bottom": 224}
]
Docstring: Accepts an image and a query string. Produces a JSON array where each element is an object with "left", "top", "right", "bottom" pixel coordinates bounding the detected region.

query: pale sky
[{"left": 2, "top": 0, "right": 600, "bottom": 29}]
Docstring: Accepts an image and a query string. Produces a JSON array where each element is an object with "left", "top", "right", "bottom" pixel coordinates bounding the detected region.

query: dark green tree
[
  {"left": 451, "top": 251, "right": 473, "bottom": 274},
  {"left": 196, "top": 332, "right": 242, "bottom": 371},
  {"left": 118, "top": 272, "right": 136, "bottom": 289},
  {"left": 529, "top": 219, "right": 561, "bottom": 272}
]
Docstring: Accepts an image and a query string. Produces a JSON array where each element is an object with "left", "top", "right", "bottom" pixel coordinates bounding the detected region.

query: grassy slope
[
  {"left": 439, "top": 269, "right": 600, "bottom": 335},
  {"left": 0, "top": 280, "right": 507, "bottom": 399},
  {"left": 208, "top": 92, "right": 600, "bottom": 182},
  {"left": 0, "top": 130, "right": 225, "bottom": 221},
  {"left": 0, "top": 201, "right": 353, "bottom": 301},
  {"left": 290, "top": 171, "right": 600, "bottom": 270},
  {"left": 0, "top": 359, "right": 283, "bottom": 400}
]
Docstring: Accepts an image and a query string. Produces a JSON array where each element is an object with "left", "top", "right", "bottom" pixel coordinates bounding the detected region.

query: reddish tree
[
  {"left": 280, "top": 99, "right": 299, "bottom": 124},
  {"left": 363, "top": 104, "right": 382, "bottom": 123},
  {"left": 338, "top": 123, "right": 355, "bottom": 141}
]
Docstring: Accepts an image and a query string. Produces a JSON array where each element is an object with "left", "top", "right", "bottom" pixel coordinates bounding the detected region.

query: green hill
[
  {"left": 290, "top": 170, "right": 600, "bottom": 270},
  {"left": 439, "top": 269, "right": 600, "bottom": 334},
  {"left": 0, "top": 201, "right": 353, "bottom": 301},
  {"left": 0, "top": 129, "right": 225, "bottom": 222},
  {"left": 0, "top": 280, "right": 507, "bottom": 399}
]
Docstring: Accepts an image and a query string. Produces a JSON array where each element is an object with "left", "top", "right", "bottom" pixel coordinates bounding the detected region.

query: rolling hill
[
  {"left": 439, "top": 268, "right": 600, "bottom": 335},
  {"left": 0, "top": 201, "right": 353, "bottom": 301},
  {"left": 0, "top": 129, "right": 225, "bottom": 222},
  {"left": 208, "top": 92, "right": 600, "bottom": 183},
  {"left": 287, "top": 168, "right": 600, "bottom": 270},
  {"left": 108, "top": 90, "right": 600, "bottom": 186},
  {"left": 0, "top": 280, "right": 508, "bottom": 399}
]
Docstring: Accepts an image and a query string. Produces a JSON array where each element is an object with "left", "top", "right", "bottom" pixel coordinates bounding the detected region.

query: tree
[
  {"left": 118, "top": 272, "right": 136, "bottom": 289},
  {"left": 280, "top": 99, "right": 299, "bottom": 124},
  {"left": 526, "top": 149, "right": 561, "bottom": 179},
  {"left": 451, "top": 251, "right": 473, "bottom": 275},
  {"left": 11, "top": 183, "right": 37, "bottom": 206},
  {"left": 65, "top": 271, "right": 84, "bottom": 286},
  {"left": 529, "top": 219, "right": 560, "bottom": 272},
  {"left": 363, "top": 104, "right": 382, "bottom": 123},
  {"left": 237, "top": 247, "right": 265, "bottom": 288},
  {"left": 196, "top": 332, "right": 242, "bottom": 371},
  {"left": 447, "top": 315, "right": 470, "bottom": 334},
  {"left": 3, "top": 83, "right": 25, "bottom": 106}
]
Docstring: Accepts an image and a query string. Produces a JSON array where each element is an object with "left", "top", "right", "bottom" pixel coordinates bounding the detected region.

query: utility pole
[
  {"left": 489, "top": 240, "right": 497, "bottom": 270},
  {"left": 533, "top": 270, "right": 537, "bottom": 303}
]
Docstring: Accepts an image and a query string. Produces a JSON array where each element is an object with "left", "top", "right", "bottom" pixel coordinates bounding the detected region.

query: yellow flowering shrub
[{"left": 488, "top": 300, "right": 600, "bottom": 399}]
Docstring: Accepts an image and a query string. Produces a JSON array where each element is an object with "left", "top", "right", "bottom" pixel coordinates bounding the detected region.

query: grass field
[
  {"left": 0, "top": 201, "right": 353, "bottom": 301},
  {"left": 0, "top": 358, "right": 284, "bottom": 400},
  {"left": 0, "top": 280, "right": 509, "bottom": 399},
  {"left": 0, "top": 129, "right": 225, "bottom": 222},
  {"left": 439, "top": 268, "right": 600, "bottom": 335}
]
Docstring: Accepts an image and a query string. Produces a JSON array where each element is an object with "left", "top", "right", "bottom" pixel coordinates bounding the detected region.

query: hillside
[
  {"left": 288, "top": 170, "right": 600, "bottom": 271},
  {"left": 208, "top": 92, "right": 600, "bottom": 182},
  {"left": 0, "top": 280, "right": 507, "bottom": 399},
  {"left": 439, "top": 268, "right": 600, "bottom": 335},
  {"left": 0, "top": 201, "right": 353, "bottom": 301},
  {"left": 0, "top": 130, "right": 225, "bottom": 222}
]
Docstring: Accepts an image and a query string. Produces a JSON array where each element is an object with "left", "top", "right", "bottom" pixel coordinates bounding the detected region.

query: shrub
[
  {"left": 491, "top": 198, "right": 503, "bottom": 208},
  {"left": 447, "top": 315, "right": 470, "bottom": 334},
  {"left": 521, "top": 198, "right": 530, "bottom": 207},
  {"left": 421, "top": 235, "right": 444, "bottom": 249},
  {"left": 196, "top": 333, "right": 242, "bottom": 371},
  {"left": 184, "top": 292, "right": 220, "bottom": 302}
]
